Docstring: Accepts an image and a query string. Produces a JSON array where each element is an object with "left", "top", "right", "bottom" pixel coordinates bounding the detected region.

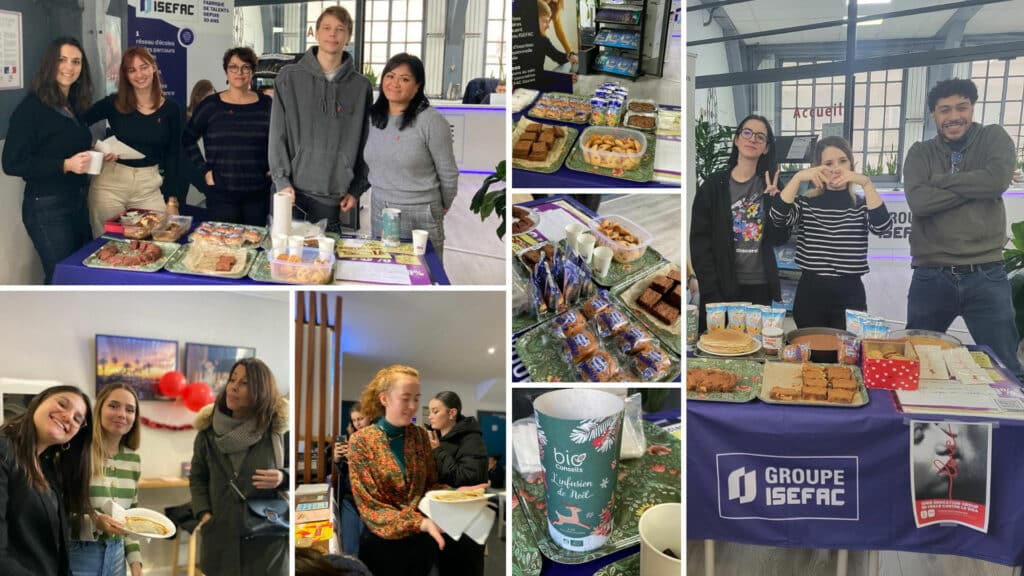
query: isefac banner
[
  {"left": 126, "top": 0, "right": 234, "bottom": 107},
  {"left": 716, "top": 453, "right": 860, "bottom": 521}
]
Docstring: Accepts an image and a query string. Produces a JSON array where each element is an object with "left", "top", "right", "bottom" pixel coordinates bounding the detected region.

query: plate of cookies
[
  {"left": 687, "top": 358, "right": 762, "bottom": 403},
  {"left": 511, "top": 119, "right": 579, "bottom": 174},
  {"left": 564, "top": 126, "right": 656, "bottom": 183},
  {"left": 759, "top": 362, "right": 870, "bottom": 408}
]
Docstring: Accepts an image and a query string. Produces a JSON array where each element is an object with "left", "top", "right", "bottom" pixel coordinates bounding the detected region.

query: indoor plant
[{"left": 470, "top": 160, "right": 506, "bottom": 239}]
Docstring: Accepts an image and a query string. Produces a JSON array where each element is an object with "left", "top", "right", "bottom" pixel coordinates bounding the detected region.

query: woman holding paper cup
[
  {"left": 427, "top": 391, "right": 488, "bottom": 576},
  {"left": 83, "top": 46, "right": 188, "bottom": 235},
  {"left": 189, "top": 358, "right": 290, "bottom": 576},
  {"left": 767, "top": 136, "right": 893, "bottom": 329},
  {"left": 69, "top": 383, "right": 143, "bottom": 576},
  {"left": 2, "top": 37, "right": 97, "bottom": 284},
  {"left": 182, "top": 48, "right": 273, "bottom": 226},
  {"left": 363, "top": 53, "right": 459, "bottom": 265},
  {"left": 349, "top": 366, "right": 482, "bottom": 576},
  {"left": 0, "top": 385, "right": 94, "bottom": 575}
]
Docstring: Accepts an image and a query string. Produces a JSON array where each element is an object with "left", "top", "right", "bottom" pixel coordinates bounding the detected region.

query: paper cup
[
  {"left": 533, "top": 389, "right": 624, "bottom": 552},
  {"left": 317, "top": 236, "right": 335, "bottom": 261},
  {"left": 564, "top": 222, "right": 583, "bottom": 253},
  {"left": 287, "top": 235, "right": 304, "bottom": 257},
  {"left": 412, "top": 229, "right": 429, "bottom": 255},
  {"left": 638, "top": 502, "right": 682, "bottom": 576},
  {"left": 592, "top": 246, "right": 614, "bottom": 277},
  {"left": 576, "top": 233, "right": 596, "bottom": 264},
  {"left": 87, "top": 151, "right": 104, "bottom": 175}
]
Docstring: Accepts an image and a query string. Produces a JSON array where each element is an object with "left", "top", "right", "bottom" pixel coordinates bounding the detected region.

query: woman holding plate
[
  {"left": 0, "top": 385, "right": 93, "bottom": 576},
  {"left": 69, "top": 383, "right": 143, "bottom": 576},
  {"left": 190, "top": 358, "right": 289, "bottom": 576}
]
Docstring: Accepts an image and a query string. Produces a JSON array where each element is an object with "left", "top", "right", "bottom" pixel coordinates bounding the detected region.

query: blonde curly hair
[{"left": 358, "top": 365, "right": 420, "bottom": 424}]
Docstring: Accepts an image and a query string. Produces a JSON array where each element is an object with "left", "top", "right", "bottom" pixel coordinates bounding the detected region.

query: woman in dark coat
[
  {"left": 427, "top": 391, "right": 489, "bottom": 576},
  {"left": 0, "top": 385, "right": 93, "bottom": 576},
  {"left": 689, "top": 114, "right": 791, "bottom": 331},
  {"left": 190, "top": 358, "right": 289, "bottom": 576},
  {"left": 2, "top": 37, "right": 96, "bottom": 284}
]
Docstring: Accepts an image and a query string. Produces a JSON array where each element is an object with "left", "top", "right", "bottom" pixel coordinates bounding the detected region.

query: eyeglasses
[
  {"left": 739, "top": 128, "right": 768, "bottom": 144},
  {"left": 951, "top": 151, "right": 963, "bottom": 174},
  {"left": 228, "top": 64, "right": 253, "bottom": 74}
]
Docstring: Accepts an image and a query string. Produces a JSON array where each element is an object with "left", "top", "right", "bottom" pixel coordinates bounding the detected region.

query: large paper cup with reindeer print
[{"left": 533, "top": 388, "right": 624, "bottom": 552}]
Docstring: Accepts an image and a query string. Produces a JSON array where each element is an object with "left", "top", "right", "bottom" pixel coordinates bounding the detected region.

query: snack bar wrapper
[
  {"left": 545, "top": 265, "right": 566, "bottom": 314},
  {"left": 530, "top": 256, "right": 548, "bottom": 317},
  {"left": 562, "top": 255, "right": 583, "bottom": 306}
]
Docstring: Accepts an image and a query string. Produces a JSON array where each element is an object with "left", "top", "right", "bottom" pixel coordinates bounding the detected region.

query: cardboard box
[
  {"left": 295, "top": 520, "right": 333, "bottom": 554},
  {"left": 295, "top": 499, "right": 332, "bottom": 523},
  {"left": 861, "top": 339, "right": 920, "bottom": 391},
  {"left": 295, "top": 483, "right": 330, "bottom": 505}
]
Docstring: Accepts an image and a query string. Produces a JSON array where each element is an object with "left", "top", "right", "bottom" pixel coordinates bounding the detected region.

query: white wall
[
  {"left": 688, "top": 16, "right": 735, "bottom": 127},
  {"left": 0, "top": 141, "right": 44, "bottom": 284}
]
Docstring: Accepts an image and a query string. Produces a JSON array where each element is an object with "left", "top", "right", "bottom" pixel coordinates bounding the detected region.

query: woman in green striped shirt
[{"left": 69, "top": 383, "right": 143, "bottom": 576}]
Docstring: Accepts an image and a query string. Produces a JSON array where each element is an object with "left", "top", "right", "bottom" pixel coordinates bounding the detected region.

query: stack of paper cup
[
  {"left": 270, "top": 234, "right": 287, "bottom": 259},
  {"left": 287, "top": 235, "right": 304, "bottom": 258},
  {"left": 317, "top": 236, "right": 335, "bottom": 262},
  {"left": 272, "top": 192, "right": 292, "bottom": 238}
]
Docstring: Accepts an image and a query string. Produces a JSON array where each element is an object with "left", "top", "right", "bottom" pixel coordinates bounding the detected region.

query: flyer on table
[{"left": 910, "top": 420, "right": 992, "bottom": 533}]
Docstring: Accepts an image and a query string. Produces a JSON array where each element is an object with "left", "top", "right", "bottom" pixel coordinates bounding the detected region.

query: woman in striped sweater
[
  {"left": 769, "top": 136, "right": 894, "bottom": 329},
  {"left": 69, "top": 383, "right": 143, "bottom": 576}
]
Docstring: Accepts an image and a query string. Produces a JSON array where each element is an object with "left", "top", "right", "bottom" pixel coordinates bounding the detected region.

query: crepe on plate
[
  {"left": 430, "top": 488, "right": 485, "bottom": 502},
  {"left": 699, "top": 329, "right": 756, "bottom": 355},
  {"left": 125, "top": 516, "right": 169, "bottom": 535}
]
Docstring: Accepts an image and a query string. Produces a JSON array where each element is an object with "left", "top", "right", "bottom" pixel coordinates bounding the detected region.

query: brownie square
[
  {"left": 649, "top": 275, "right": 674, "bottom": 294},
  {"left": 528, "top": 148, "right": 548, "bottom": 161},
  {"left": 667, "top": 269, "right": 682, "bottom": 283},
  {"left": 538, "top": 131, "right": 555, "bottom": 145},
  {"left": 637, "top": 288, "right": 661, "bottom": 311},
  {"left": 531, "top": 142, "right": 549, "bottom": 154},
  {"left": 513, "top": 140, "right": 532, "bottom": 159},
  {"left": 525, "top": 123, "right": 542, "bottom": 133},
  {"left": 520, "top": 131, "right": 537, "bottom": 142},
  {"left": 651, "top": 301, "right": 680, "bottom": 325},
  {"left": 663, "top": 284, "right": 682, "bottom": 308}
]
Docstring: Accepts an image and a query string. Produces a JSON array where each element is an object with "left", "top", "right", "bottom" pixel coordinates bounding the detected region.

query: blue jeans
[
  {"left": 907, "top": 263, "right": 1023, "bottom": 377},
  {"left": 69, "top": 539, "right": 126, "bottom": 576},
  {"left": 22, "top": 190, "right": 92, "bottom": 284},
  {"left": 340, "top": 497, "right": 364, "bottom": 556}
]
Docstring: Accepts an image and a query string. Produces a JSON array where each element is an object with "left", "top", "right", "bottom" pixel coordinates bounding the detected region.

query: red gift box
[{"left": 861, "top": 339, "right": 920, "bottom": 390}]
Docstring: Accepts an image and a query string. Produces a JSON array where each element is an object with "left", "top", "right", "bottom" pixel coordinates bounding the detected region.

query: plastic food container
[
  {"left": 270, "top": 247, "right": 335, "bottom": 285},
  {"left": 587, "top": 214, "right": 653, "bottom": 263},
  {"left": 579, "top": 126, "right": 647, "bottom": 171},
  {"left": 122, "top": 212, "right": 166, "bottom": 239},
  {"left": 151, "top": 215, "right": 193, "bottom": 242}
]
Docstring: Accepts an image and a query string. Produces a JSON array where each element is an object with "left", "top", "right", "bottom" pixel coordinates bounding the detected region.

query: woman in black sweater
[
  {"left": 182, "top": 48, "right": 273, "bottom": 225},
  {"left": 689, "top": 114, "right": 791, "bottom": 331},
  {"left": 427, "top": 391, "right": 489, "bottom": 576},
  {"left": 83, "top": 45, "right": 186, "bottom": 235},
  {"left": 0, "top": 385, "right": 94, "bottom": 576},
  {"left": 2, "top": 37, "right": 96, "bottom": 284}
]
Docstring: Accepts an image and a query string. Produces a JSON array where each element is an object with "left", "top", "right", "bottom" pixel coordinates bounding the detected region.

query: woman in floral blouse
[{"left": 348, "top": 365, "right": 453, "bottom": 575}]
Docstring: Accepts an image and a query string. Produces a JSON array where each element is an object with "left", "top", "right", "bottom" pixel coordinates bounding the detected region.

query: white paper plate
[
  {"left": 122, "top": 507, "right": 176, "bottom": 539},
  {"left": 696, "top": 340, "right": 763, "bottom": 357},
  {"left": 424, "top": 489, "right": 491, "bottom": 504}
]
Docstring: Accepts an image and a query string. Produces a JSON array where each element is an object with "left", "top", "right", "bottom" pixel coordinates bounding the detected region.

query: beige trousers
[{"left": 88, "top": 162, "right": 167, "bottom": 236}]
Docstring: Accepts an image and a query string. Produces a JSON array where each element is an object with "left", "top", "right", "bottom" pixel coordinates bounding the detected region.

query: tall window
[
  {"left": 851, "top": 69, "right": 903, "bottom": 175},
  {"left": 304, "top": 1, "right": 359, "bottom": 52},
  {"left": 364, "top": 0, "right": 425, "bottom": 80},
  {"left": 485, "top": 0, "right": 506, "bottom": 79},
  {"left": 971, "top": 58, "right": 1024, "bottom": 167},
  {"left": 778, "top": 61, "right": 845, "bottom": 163}
]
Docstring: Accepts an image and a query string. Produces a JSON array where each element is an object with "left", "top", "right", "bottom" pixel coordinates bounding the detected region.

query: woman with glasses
[
  {"left": 0, "top": 385, "right": 93, "bottom": 576},
  {"left": 768, "top": 136, "right": 893, "bottom": 329},
  {"left": 83, "top": 46, "right": 187, "bottom": 235},
  {"left": 690, "top": 114, "right": 792, "bottom": 331},
  {"left": 183, "top": 48, "right": 273, "bottom": 225}
]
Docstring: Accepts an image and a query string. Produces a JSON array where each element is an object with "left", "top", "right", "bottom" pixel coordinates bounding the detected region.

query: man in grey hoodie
[
  {"left": 269, "top": 6, "right": 372, "bottom": 231},
  {"left": 904, "top": 78, "right": 1022, "bottom": 376}
]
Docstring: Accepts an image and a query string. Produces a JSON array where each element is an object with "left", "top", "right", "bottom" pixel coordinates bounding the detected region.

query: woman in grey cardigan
[
  {"left": 190, "top": 358, "right": 289, "bottom": 576},
  {"left": 364, "top": 53, "right": 459, "bottom": 264}
]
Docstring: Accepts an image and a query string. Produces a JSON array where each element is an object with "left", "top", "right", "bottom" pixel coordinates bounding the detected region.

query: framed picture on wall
[
  {"left": 184, "top": 342, "right": 256, "bottom": 395},
  {"left": 95, "top": 335, "right": 179, "bottom": 401}
]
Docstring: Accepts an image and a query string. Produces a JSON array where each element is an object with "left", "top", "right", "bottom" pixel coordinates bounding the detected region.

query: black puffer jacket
[{"left": 433, "top": 417, "right": 488, "bottom": 488}]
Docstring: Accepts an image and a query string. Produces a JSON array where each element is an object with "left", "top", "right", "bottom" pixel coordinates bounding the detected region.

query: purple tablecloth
[
  {"left": 511, "top": 103, "right": 679, "bottom": 188},
  {"left": 52, "top": 232, "right": 450, "bottom": 285},
  {"left": 541, "top": 410, "right": 681, "bottom": 576},
  {"left": 688, "top": 353, "right": 1024, "bottom": 567}
]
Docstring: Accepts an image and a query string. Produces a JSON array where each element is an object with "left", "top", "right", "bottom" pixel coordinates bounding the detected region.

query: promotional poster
[{"left": 910, "top": 420, "right": 992, "bottom": 533}]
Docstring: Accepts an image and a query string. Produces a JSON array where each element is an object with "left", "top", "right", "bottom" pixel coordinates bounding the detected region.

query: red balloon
[
  {"left": 158, "top": 371, "right": 188, "bottom": 398},
  {"left": 183, "top": 382, "right": 215, "bottom": 412}
]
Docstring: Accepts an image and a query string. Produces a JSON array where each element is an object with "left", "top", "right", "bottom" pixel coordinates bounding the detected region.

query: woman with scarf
[{"left": 189, "top": 358, "right": 289, "bottom": 576}]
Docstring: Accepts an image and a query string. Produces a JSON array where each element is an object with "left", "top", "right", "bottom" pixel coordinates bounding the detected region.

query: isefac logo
[
  {"left": 139, "top": 0, "right": 195, "bottom": 16},
  {"left": 717, "top": 453, "right": 860, "bottom": 521},
  {"left": 727, "top": 467, "right": 757, "bottom": 504}
]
